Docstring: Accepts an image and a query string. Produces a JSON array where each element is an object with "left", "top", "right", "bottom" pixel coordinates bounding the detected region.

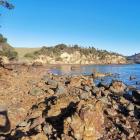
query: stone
[
  {"left": 47, "top": 79, "right": 58, "bottom": 88},
  {"left": 18, "top": 121, "right": 28, "bottom": 127},
  {"left": 83, "top": 86, "right": 90, "bottom": 92},
  {"left": 109, "top": 80, "right": 126, "bottom": 94},
  {"left": 99, "top": 97, "right": 109, "bottom": 105},
  {"left": 130, "top": 75, "right": 136, "bottom": 80},
  {"left": 43, "top": 123, "right": 53, "bottom": 135},
  {"left": 127, "top": 103, "right": 134, "bottom": 111},
  {"left": 55, "top": 85, "right": 66, "bottom": 95},
  {"left": 92, "top": 87, "right": 100, "bottom": 94},
  {"left": 89, "top": 78, "right": 95, "bottom": 87},
  {"left": 79, "top": 92, "right": 89, "bottom": 100},
  {"left": 64, "top": 101, "right": 104, "bottom": 140},
  {"left": 136, "top": 81, "right": 140, "bottom": 85},
  {"left": 47, "top": 88, "right": 55, "bottom": 95},
  {"left": 29, "top": 87, "right": 44, "bottom": 96},
  {"left": 132, "top": 90, "right": 140, "bottom": 102},
  {"left": 70, "top": 77, "right": 82, "bottom": 87},
  {"left": 98, "top": 82, "right": 109, "bottom": 89},
  {"left": 120, "top": 96, "right": 129, "bottom": 104},
  {"left": 42, "top": 75, "right": 50, "bottom": 83},
  {"left": 128, "top": 129, "right": 134, "bottom": 139}
]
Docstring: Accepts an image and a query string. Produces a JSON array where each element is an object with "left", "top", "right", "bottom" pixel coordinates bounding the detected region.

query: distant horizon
[{"left": 1, "top": 0, "right": 140, "bottom": 56}]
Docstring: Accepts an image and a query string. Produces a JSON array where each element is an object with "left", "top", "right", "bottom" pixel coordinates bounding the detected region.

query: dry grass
[{"left": 15, "top": 47, "right": 40, "bottom": 58}]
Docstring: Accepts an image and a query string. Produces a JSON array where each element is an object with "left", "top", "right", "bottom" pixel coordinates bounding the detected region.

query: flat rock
[{"left": 29, "top": 87, "right": 44, "bottom": 96}]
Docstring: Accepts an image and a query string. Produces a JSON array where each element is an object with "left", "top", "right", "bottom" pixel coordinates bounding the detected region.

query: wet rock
[
  {"left": 130, "top": 75, "right": 136, "bottom": 80},
  {"left": 132, "top": 90, "right": 140, "bottom": 102},
  {"left": 134, "top": 105, "right": 140, "bottom": 118},
  {"left": 92, "top": 72, "right": 106, "bottom": 78},
  {"left": 98, "top": 82, "right": 110, "bottom": 89},
  {"left": 127, "top": 85, "right": 136, "bottom": 91},
  {"left": 92, "top": 87, "right": 100, "bottom": 95},
  {"left": 136, "top": 81, "right": 140, "bottom": 85},
  {"left": 29, "top": 87, "right": 44, "bottom": 96}
]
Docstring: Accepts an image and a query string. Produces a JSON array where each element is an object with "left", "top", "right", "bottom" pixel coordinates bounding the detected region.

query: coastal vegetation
[
  {"left": 24, "top": 44, "right": 126, "bottom": 64},
  {"left": 0, "top": 34, "right": 18, "bottom": 60}
]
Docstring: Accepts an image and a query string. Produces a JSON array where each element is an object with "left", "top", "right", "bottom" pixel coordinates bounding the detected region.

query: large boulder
[
  {"left": 64, "top": 101, "right": 104, "bottom": 140},
  {"left": 109, "top": 80, "right": 127, "bottom": 94}
]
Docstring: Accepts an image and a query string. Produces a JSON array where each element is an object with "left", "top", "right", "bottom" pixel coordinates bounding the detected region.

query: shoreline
[{"left": 0, "top": 66, "right": 139, "bottom": 139}]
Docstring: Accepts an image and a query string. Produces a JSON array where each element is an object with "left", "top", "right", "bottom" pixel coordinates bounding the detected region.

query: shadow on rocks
[{"left": 45, "top": 101, "right": 78, "bottom": 139}]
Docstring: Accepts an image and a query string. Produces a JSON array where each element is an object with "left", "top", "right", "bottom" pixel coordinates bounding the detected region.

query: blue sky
[{"left": 0, "top": 0, "right": 140, "bottom": 55}]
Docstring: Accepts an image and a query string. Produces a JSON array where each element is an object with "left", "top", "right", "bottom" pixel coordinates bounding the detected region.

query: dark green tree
[{"left": 0, "top": 0, "right": 14, "bottom": 9}]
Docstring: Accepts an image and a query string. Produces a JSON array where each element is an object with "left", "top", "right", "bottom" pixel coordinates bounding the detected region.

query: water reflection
[
  {"left": 49, "top": 64, "right": 140, "bottom": 89},
  {"left": 50, "top": 65, "right": 82, "bottom": 75}
]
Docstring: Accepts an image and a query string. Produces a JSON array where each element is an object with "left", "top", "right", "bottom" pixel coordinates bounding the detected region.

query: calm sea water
[{"left": 49, "top": 64, "right": 140, "bottom": 89}]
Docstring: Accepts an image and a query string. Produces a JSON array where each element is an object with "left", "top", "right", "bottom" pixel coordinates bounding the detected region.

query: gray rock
[
  {"left": 136, "top": 81, "right": 140, "bottom": 85},
  {"left": 83, "top": 86, "right": 90, "bottom": 92},
  {"left": 42, "top": 76, "right": 50, "bottom": 83},
  {"left": 55, "top": 85, "right": 66, "bottom": 95},
  {"left": 47, "top": 79, "right": 58, "bottom": 88},
  {"left": 79, "top": 92, "right": 89, "bottom": 100},
  {"left": 98, "top": 82, "right": 109, "bottom": 89},
  {"left": 92, "top": 87, "right": 100, "bottom": 94},
  {"left": 130, "top": 75, "right": 136, "bottom": 80},
  {"left": 29, "top": 87, "right": 44, "bottom": 96},
  {"left": 89, "top": 78, "right": 95, "bottom": 87}
]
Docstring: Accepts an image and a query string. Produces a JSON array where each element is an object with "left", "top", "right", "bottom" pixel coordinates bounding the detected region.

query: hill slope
[
  {"left": 15, "top": 48, "right": 40, "bottom": 60},
  {"left": 23, "top": 44, "right": 127, "bottom": 64},
  {"left": 127, "top": 53, "right": 140, "bottom": 64}
]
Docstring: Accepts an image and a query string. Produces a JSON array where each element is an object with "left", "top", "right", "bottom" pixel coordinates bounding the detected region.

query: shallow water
[{"left": 49, "top": 64, "right": 140, "bottom": 89}]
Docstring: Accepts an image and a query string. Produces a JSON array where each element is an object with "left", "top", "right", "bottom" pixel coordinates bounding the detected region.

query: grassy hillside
[
  {"left": 22, "top": 44, "right": 127, "bottom": 64},
  {"left": 15, "top": 48, "right": 40, "bottom": 59}
]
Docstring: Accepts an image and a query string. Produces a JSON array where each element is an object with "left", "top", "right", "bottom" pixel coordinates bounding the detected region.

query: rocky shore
[{"left": 0, "top": 65, "right": 140, "bottom": 140}]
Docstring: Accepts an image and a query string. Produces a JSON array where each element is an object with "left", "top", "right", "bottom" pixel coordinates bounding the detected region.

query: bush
[{"left": 24, "top": 53, "right": 36, "bottom": 59}]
